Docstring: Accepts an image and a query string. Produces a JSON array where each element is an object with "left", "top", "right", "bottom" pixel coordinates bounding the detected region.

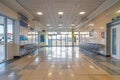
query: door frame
[{"left": 0, "top": 13, "right": 14, "bottom": 62}]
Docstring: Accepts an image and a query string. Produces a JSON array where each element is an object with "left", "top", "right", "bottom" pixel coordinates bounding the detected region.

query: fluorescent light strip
[
  {"left": 37, "top": 12, "right": 43, "bottom": 15},
  {"left": 58, "top": 12, "right": 64, "bottom": 15},
  {"left": 79, "top": 12, "right": 86, "bottom": 15}
]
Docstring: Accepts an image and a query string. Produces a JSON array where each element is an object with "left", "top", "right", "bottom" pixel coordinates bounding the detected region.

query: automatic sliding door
[
  {"left": 62, "top": 35, "right": 65, "bottom": 46},
  {"left": 74, "top": 35, "right": 79, "bottom": 46},
  {"left": 48, "top": 35, "right": 52, "bottom": 46},
  {"left": 52, "top": 35, "right": 57, "bottom": 46},
  {"left": 67, "top": 35, "right": 72, "bottom": 46},
  {"left": 65, "top": 34, "right": 68, "bottom": 47},
  {"left": 57, "top": 35, "right": 61, "bottom": 46}
]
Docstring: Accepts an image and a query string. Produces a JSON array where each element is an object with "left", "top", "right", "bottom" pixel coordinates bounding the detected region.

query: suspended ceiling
[
  {"left": 1, "top": 0, "right": 117, "bottom": 32},
  {"left": 16, "top": 0, "right": 107, "bottom": 31}
]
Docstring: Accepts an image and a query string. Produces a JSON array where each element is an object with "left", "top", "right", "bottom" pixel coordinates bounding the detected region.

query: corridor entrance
[{"left": 48, "top": 32, "right": 81, "bottom": 47}]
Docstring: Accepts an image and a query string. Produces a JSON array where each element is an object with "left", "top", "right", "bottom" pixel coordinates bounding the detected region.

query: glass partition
[
  {"left": 52, "top": 35, "right": 57, "bottom": 46},
  {"left": 47, "top": 32, "right": 84, "bottom": 46},
  {"left": 7, "top": 18, "right": 13, "bottom": 43},
  {"left": 57, "top": 35, "right": 61, "bottom": 46},
  {"left": 0, "top": 16, "right": 5, "bottom": 62}
]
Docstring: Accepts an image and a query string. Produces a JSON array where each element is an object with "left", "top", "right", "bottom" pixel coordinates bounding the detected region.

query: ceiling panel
[{"left": 3, "top": 0, "right": 107, "bottom": 31}]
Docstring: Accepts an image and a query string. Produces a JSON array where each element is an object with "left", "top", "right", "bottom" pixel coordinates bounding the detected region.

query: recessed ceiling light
[
  {"left": 58, "top": 24, "right": 62, "bottom": 26},
  {"left": 28, "top": 24, "right": 31, "bottom": 27},
  {"left": 116, "top": 10, "right": 120, "bottom": 13},
  {"left": 58, "top": 12, "right": 64, "bottom": 15},
  {"left": 89, "top": 23, "right": 94, "bottom": 26},
  {"left": 71, "top": 24, "right": 75, "bottom": 26},
  {"left": 47, "top": 24, "right": 51, "bottom": 26},
  {"left": 100, "top": 27, "right": 104, "bottom": 29},
  {"left": 37, "top": 12, "right": 43, "bottom": 15},
  {"left": 79, "top": 12, "right": 86, "bottom": 15}
]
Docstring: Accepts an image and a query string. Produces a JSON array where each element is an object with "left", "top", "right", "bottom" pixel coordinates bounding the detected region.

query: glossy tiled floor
[{"left": 0, "top": 47, "right": 120, "bottom": 80}]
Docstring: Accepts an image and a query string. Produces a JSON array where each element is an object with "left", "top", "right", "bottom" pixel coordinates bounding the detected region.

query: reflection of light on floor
[
  {"left": 47, "top": 47, "right": 80, "bottom": 59},
  {"left": 48, "top": 57, "right": 52, "bottom": 60},
  {"left": 59, "top": 72, "right": 62, "bottom": 75},
  {"left": 68, "top": 65, "right": 71, "bottom": 68},
  {"left": 48, "top": 72, "right": 52, "bottom": 76},
  {"left": 90, "top": 65, "right": 95, "bottom": 69},
  {"left": 35, "top": 57, "right": 39, "bottom": 62},
  {"left": 76, "top": 53, "right": 79, "bottom": 59},
  {"left": 52, "top": 63, "right": 55, "bottom": 68},
  {"left": 0, "top": 45, "right": 5, "bottom": 62},
  {"left": 71, "top": 74, "right": 75, "bottom": 77},
  {"left": 8, "top": 72, "right": 15, "bottom": 77},
  {"left": 0, "top": 64, "right": 6, "bottom": 72}
]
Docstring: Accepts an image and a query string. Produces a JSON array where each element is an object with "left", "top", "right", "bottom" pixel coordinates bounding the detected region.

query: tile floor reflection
[{"left": 0, "top": 47, "right": 120, "bottom": 80}]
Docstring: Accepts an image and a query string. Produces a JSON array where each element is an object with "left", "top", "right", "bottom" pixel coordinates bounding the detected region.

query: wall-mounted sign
[
  {"left": 101, "top": 32, "right": 105, "bottom": 39},
  {"left": 19, "top": 13, "right": 28, "bottom": 28},
  {"left": 89, "top": 29, "right": 95, "bottom": 37}
]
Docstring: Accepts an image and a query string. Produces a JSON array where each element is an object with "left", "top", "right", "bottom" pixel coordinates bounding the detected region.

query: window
[
  {"left": 0, "top": 16, "right": 5, "bottom": 62},
  {"left": 0, "top": 16, "right": 5, "bottom": 43},
  {"left": 80, "top": 32, "right": 89, "bottom": 34},
  {"left": 74, "top": 32, "right": 79, "bottom": 34},
  {"left": 48, "top": 32, "right": 57, "bottom": 34},
  {"left": 7, "top": 18, "right": 13, "bottom": 43}
]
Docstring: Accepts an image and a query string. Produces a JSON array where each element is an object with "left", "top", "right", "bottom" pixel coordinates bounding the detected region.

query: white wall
[{"left": 0, "top": 2, "right": 18, "bottom": 19}]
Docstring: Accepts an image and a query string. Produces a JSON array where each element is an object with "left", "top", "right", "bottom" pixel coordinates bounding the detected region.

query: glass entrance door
[
  {"left": 47, "top": 32, "right": 80, "bottom": 47},
  {"left": 61, "top": 35, "right": 66, "bottom": 46},
  {"left": 74, "top": 35, "right": 79, "bottom": 46},
  {"left": 52, "top": 35, "right": 57, "bottom": 46},
  {"left": 57, "top": 35, "right": 61, "bottom": 46},
  {"left": 48, "top": 35, "right": 52, "bottom": 46},
  {"left": 67, "top": 35, "right": 72, "bottom": 46},
  {"left": 0, "top": 16, "right": 6, "bottom": 62},
  {"left": 112, "top": 28, "right": 117, "bottom": 56}
]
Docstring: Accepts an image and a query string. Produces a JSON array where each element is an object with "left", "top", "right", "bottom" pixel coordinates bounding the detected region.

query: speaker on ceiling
[{"left": 32, "top": 19, "right": 36, "bottom": 21}]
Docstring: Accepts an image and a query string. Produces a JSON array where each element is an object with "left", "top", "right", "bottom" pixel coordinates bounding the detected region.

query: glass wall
[
  {"left": 52, "top": 35, "right": 57, "bottom": 46},
  {"left": 47, "top": 32, "right": 83, "bottom": 46},
  {"left": 0, "top": 15, "right": 14, "bottom": 62},
  {"left": 61, "top": 35, "right": 66, "bottom": 46},
  {"left": 48, "top": 35, "right": 52, "bottom": 46},
  {"left": 0, "top": 16, "right": 5, "bottom": 62},
  {"left": 28, "top": 31, "right": 39, "bottom": 44},
  {"left": 7, "top": 18, "right": 13, "bottom": 43},
  {"left": 67, "top": 35, "right": 72, "bottom": 46},
  {"left": 79, "top": 32, "right": 90, "bottom": 44},
  {"left": 112, "top": 28, "right": 116, "bottom": 55}
]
